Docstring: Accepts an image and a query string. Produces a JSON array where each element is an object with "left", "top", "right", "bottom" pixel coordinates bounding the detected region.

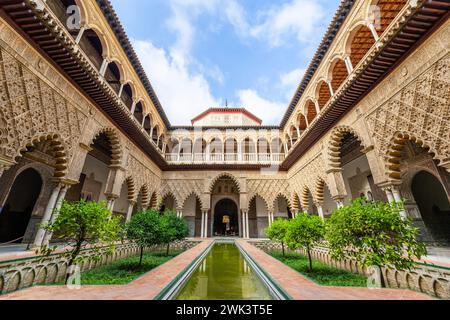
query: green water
[{"left": 176, "top": 243, "right": 273, "bottom": 300}]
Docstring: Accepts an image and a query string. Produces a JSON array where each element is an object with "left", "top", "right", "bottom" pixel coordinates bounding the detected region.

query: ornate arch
[
  {"left": 208, "top": 172, "right": 242, "bottom": 193},
  {"left": 90, "top": 127, "right": 123, "bottom": 166},
  {"left": 314, "top": 177, "right": 329, "bottom": 205},
  {"left": 181, "top": 191, "right": 205, "bottom": 211},
  {"left": 136, "top": 183, "right": 150, "bottom": 207},
  {"left": 300, "top": 185, "right": 314, "bottom": 210},
  {"left": 161, "top": 190, "right": 179, "bottom": 209},
  {"left": 384, "top": 131, "right": 439, "bottom": 182},
  {"left": 248, "top": 193, "right": 270, "bottom": 212},
  {"left": 272, "top": 193, "right": 291, "bottom": 212},
  {"left": 14, "top": 134, "right": 69, "bottom": 178},
  {"left": 123, "top": 176, "right": 136, "bottom": 202},
  {"left": 327, "top": 125, "right": 366, "bottom": 170}
]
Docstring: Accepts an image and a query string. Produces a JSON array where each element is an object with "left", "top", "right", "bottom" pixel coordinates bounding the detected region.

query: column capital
[{"left": 79, "top": 142, "right": 93, "bottom": 153}]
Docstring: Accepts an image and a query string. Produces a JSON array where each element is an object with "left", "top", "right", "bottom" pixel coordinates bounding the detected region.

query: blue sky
[{"left": 110, "top": 0, "right": 341, "bottom": 125}]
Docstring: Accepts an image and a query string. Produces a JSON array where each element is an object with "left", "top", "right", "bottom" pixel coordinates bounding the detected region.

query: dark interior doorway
[
  {"left": 213, "top": 199, "right": 239, "bottom": 237},
  {"left": 0, "top": 168, "right": 42, "bottom": 243},
  {"left": 411, "top": 170, "right": 450, "bottom": 243}
]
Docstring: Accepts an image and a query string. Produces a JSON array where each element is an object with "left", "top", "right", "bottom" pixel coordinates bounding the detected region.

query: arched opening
[
  {"left": 330, "top": 58, "right": 348, "bottom": 92},
  {"left": 133, "top": 185, "right": 149, "bottom": 214},
  {"left": 285, "top": 134, "right": 292, "bottom": 152},
  {"left": 292, "top": 193, "right": 302, "bottom": 214},
  {"left": 113, "top": 177, "right": 134, "bottom": 221},
  {"left": 209, "top": 138, "right": 223, "bottom": 162},
  {"left": 302, "top": 188, "right": 318, "bottom": 215},
  {"left": 179, "top": 138, "right": 193, "bottom": 162},
  {"left": 211, "top": 175, "right": 240, "bottom": 237},
  {"left": 120, "top": 83, "right": 134, "bottom": 110},
  {"left": 271, "top": 138, "right": 285, "bottom": 155},
  {"left": 248, "top": 195, "right": 269, "bottom": 238},
  {"left": 0, "top": 168, "right": 42, "bottom": 243},
  {"left": 158, "top": 134, "right": 165, "bottom": 151},
  {"left": 133, "top": 101, "right": 144, "bottom": 125},
  {"left": 143, "top": 115, "right": 152, "bottom": 136},
  {"left": 104, "top": 61, "right": 121, "bottom": 94},
  {"left": 297, "top": 113, "right": 307, "bottom": 131},
  {"left": 411, "top": 171, "right": 450, "bottom": 243},
  {"left": 242, "top": 138, "right": 256, "bottom": 162},
  {"left": 161, "top": 193, "right": 177, "bottom": 213},
  {"left": 305, "top": 100, "right": 317, "bottom": 125},
  {"left": 369, "top": 0, "right": 408, "bottom": 36},
  {"left": 274, "top": 195, "right": 291, "bottom": 220},
  {"left": 166, "top": 138, "right": 179, "bottom": 159},
  {"left": 66, "top": 131, "right": 116, "bottom": 203},
  {"left": 149, "top": 192, "right": 158, "bottom": 209},
  {"left": 0, "top": 136, "right": 68, "bottom": 244},
  {"left": 182, "top": 194, "right": 202, "bottom": 237},
  {"left": 257, "top": 138, "right": 271, "bottom": 162},
  {"left": 316, "top": 179, "right": 337, "bottom": 218},
  {"left": 224, "top": 138, "right": 238, "bottom": 162},
  {"left": 213, "top": 199, "right": 239, "bottom": 237},
  {"left": 193, "top": 138, "right": 207, "bottom": 162},
  {"left": 332, "top": 131, "right": 384, "bottom": 205},
  {"left": 290, "top": 126, "right": 299, "bottom": 145},
  {"left": 317, "top": 81, "right": 332, "bottom": 110},
  {"left": 78, "top": 29, "right": 104, "bottom": 71},
  {"left": 348, "top": 25, "right": 376, "bottom": 68}
]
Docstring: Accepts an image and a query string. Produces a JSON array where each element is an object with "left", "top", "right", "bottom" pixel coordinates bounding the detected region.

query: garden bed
[
  {"left": 55, "top": 250, "right": 184, "bottom": 285},
  {"left": 269, "top": 251, "right": 367, "bottom": 287}
]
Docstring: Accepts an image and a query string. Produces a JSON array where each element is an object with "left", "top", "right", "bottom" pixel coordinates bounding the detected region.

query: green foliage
[
  {"left": 160, "top": 210, "right": 189, "bottom": 255},
  {"left": 126, "top": 209, "right": 164, "bottom": 265},
  {"left": 44, "top": 200, "right": 123, "bottom": 268},
  {"left": 270, "top": 251, "right": 367, "bottom": 287},
  {"left": 325, "top": 198, "right": 427, "bottom": 272},
  {"left": 266, "top": 218, "right": 290, "bottom": 256},
  {"left": 66, "top": 250, "right": 183, "bottom": 285},
  {"left": 285, "top": 213, "right": 325, "bottom": 271},
  {"left": 126, "top": 209, "right": 164, "bottom": 248}
]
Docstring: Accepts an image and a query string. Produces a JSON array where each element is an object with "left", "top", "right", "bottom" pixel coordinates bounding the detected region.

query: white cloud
[
  {"left": 237, "top": 90, "right": 286, "bottom": 125},
  {"left": 249, "top": 0, "right": 326, "bottom": 47},
  {"left": 134, "top": 40, "right": 219, "bottom": 125},
  {"left": 280, "top": 68, "right": 305, "bottom": 99}
]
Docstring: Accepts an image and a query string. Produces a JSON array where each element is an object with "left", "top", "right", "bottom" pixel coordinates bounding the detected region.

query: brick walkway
[
  {"left": 0, "top": 240, "right": 213, "bottom": 300},
  {"left": 237, "top": 240, "right": 433, "bottom": 300}
]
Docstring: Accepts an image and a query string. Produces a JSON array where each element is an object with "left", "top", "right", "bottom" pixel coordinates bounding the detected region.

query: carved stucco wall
[{"left": 0, "top": 18, "right": 163, "bottom": 201}]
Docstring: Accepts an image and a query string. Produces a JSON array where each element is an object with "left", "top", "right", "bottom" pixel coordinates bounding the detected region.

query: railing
[{"left": 164, "top": 153, "right": 286, "bottom": 165}]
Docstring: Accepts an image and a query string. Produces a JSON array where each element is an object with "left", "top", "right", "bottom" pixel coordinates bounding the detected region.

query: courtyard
[{"left": 0, "top": 0, "right": 449, "bottom": 304}]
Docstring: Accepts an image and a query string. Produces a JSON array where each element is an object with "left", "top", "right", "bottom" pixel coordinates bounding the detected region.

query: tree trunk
[
  {"left": 281, "top": 242, "right": 285, "bottom": 257},
  {"left": 166, "top": 243, "right": 170, "bottom": 256},
  {"left": 65, "top": 241, "right": 82, "bottom": 285},
  {"left": 139, "top": 246, "right": 144, "bottom": 266},
  {"left": 307, "top": 247, "right": 313, "bottom": 272}
]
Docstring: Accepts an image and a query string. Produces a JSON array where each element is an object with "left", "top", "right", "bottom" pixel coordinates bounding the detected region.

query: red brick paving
[
  {"left": 0, "top": 240, "right": 213, "bottom": 300},
  {"left": 237, "top": 240, "right": 433, "bottom": 300}
]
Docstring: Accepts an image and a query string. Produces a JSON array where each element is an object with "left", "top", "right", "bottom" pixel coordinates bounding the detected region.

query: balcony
[{"left": 164, "top": 153, "right": 286, "bottom": 165}]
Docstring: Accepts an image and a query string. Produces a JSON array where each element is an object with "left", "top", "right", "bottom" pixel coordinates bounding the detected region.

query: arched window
[{"left": 78, "top": 29, "right": 104, "bottom": 71}]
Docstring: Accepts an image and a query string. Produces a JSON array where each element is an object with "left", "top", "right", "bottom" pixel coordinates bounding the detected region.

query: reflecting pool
[{"left": 176, "top": 243, "right": 273, "bottom": 300}]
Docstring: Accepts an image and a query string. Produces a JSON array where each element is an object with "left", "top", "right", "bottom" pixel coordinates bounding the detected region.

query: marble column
[
  {"left": 200, "top": 211, "right": 205, "bottom": 238},
  {"left": 126, "top": 201, "right": 135, "bottom": 222},
  {"left": 32, "top": 183, "right": 63, "bottom": 248},
  {"left": 317, "top": 205, "right": 325, "bottom": 220},
  {"left": 203, "top": 210, "right": 209, "bottom": 238},
  {"left": 43, "top": 184, "right": 70, "bottom": 246},
  {"left": 391, "top": 186, "right": 407, "bottom": 219}
]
